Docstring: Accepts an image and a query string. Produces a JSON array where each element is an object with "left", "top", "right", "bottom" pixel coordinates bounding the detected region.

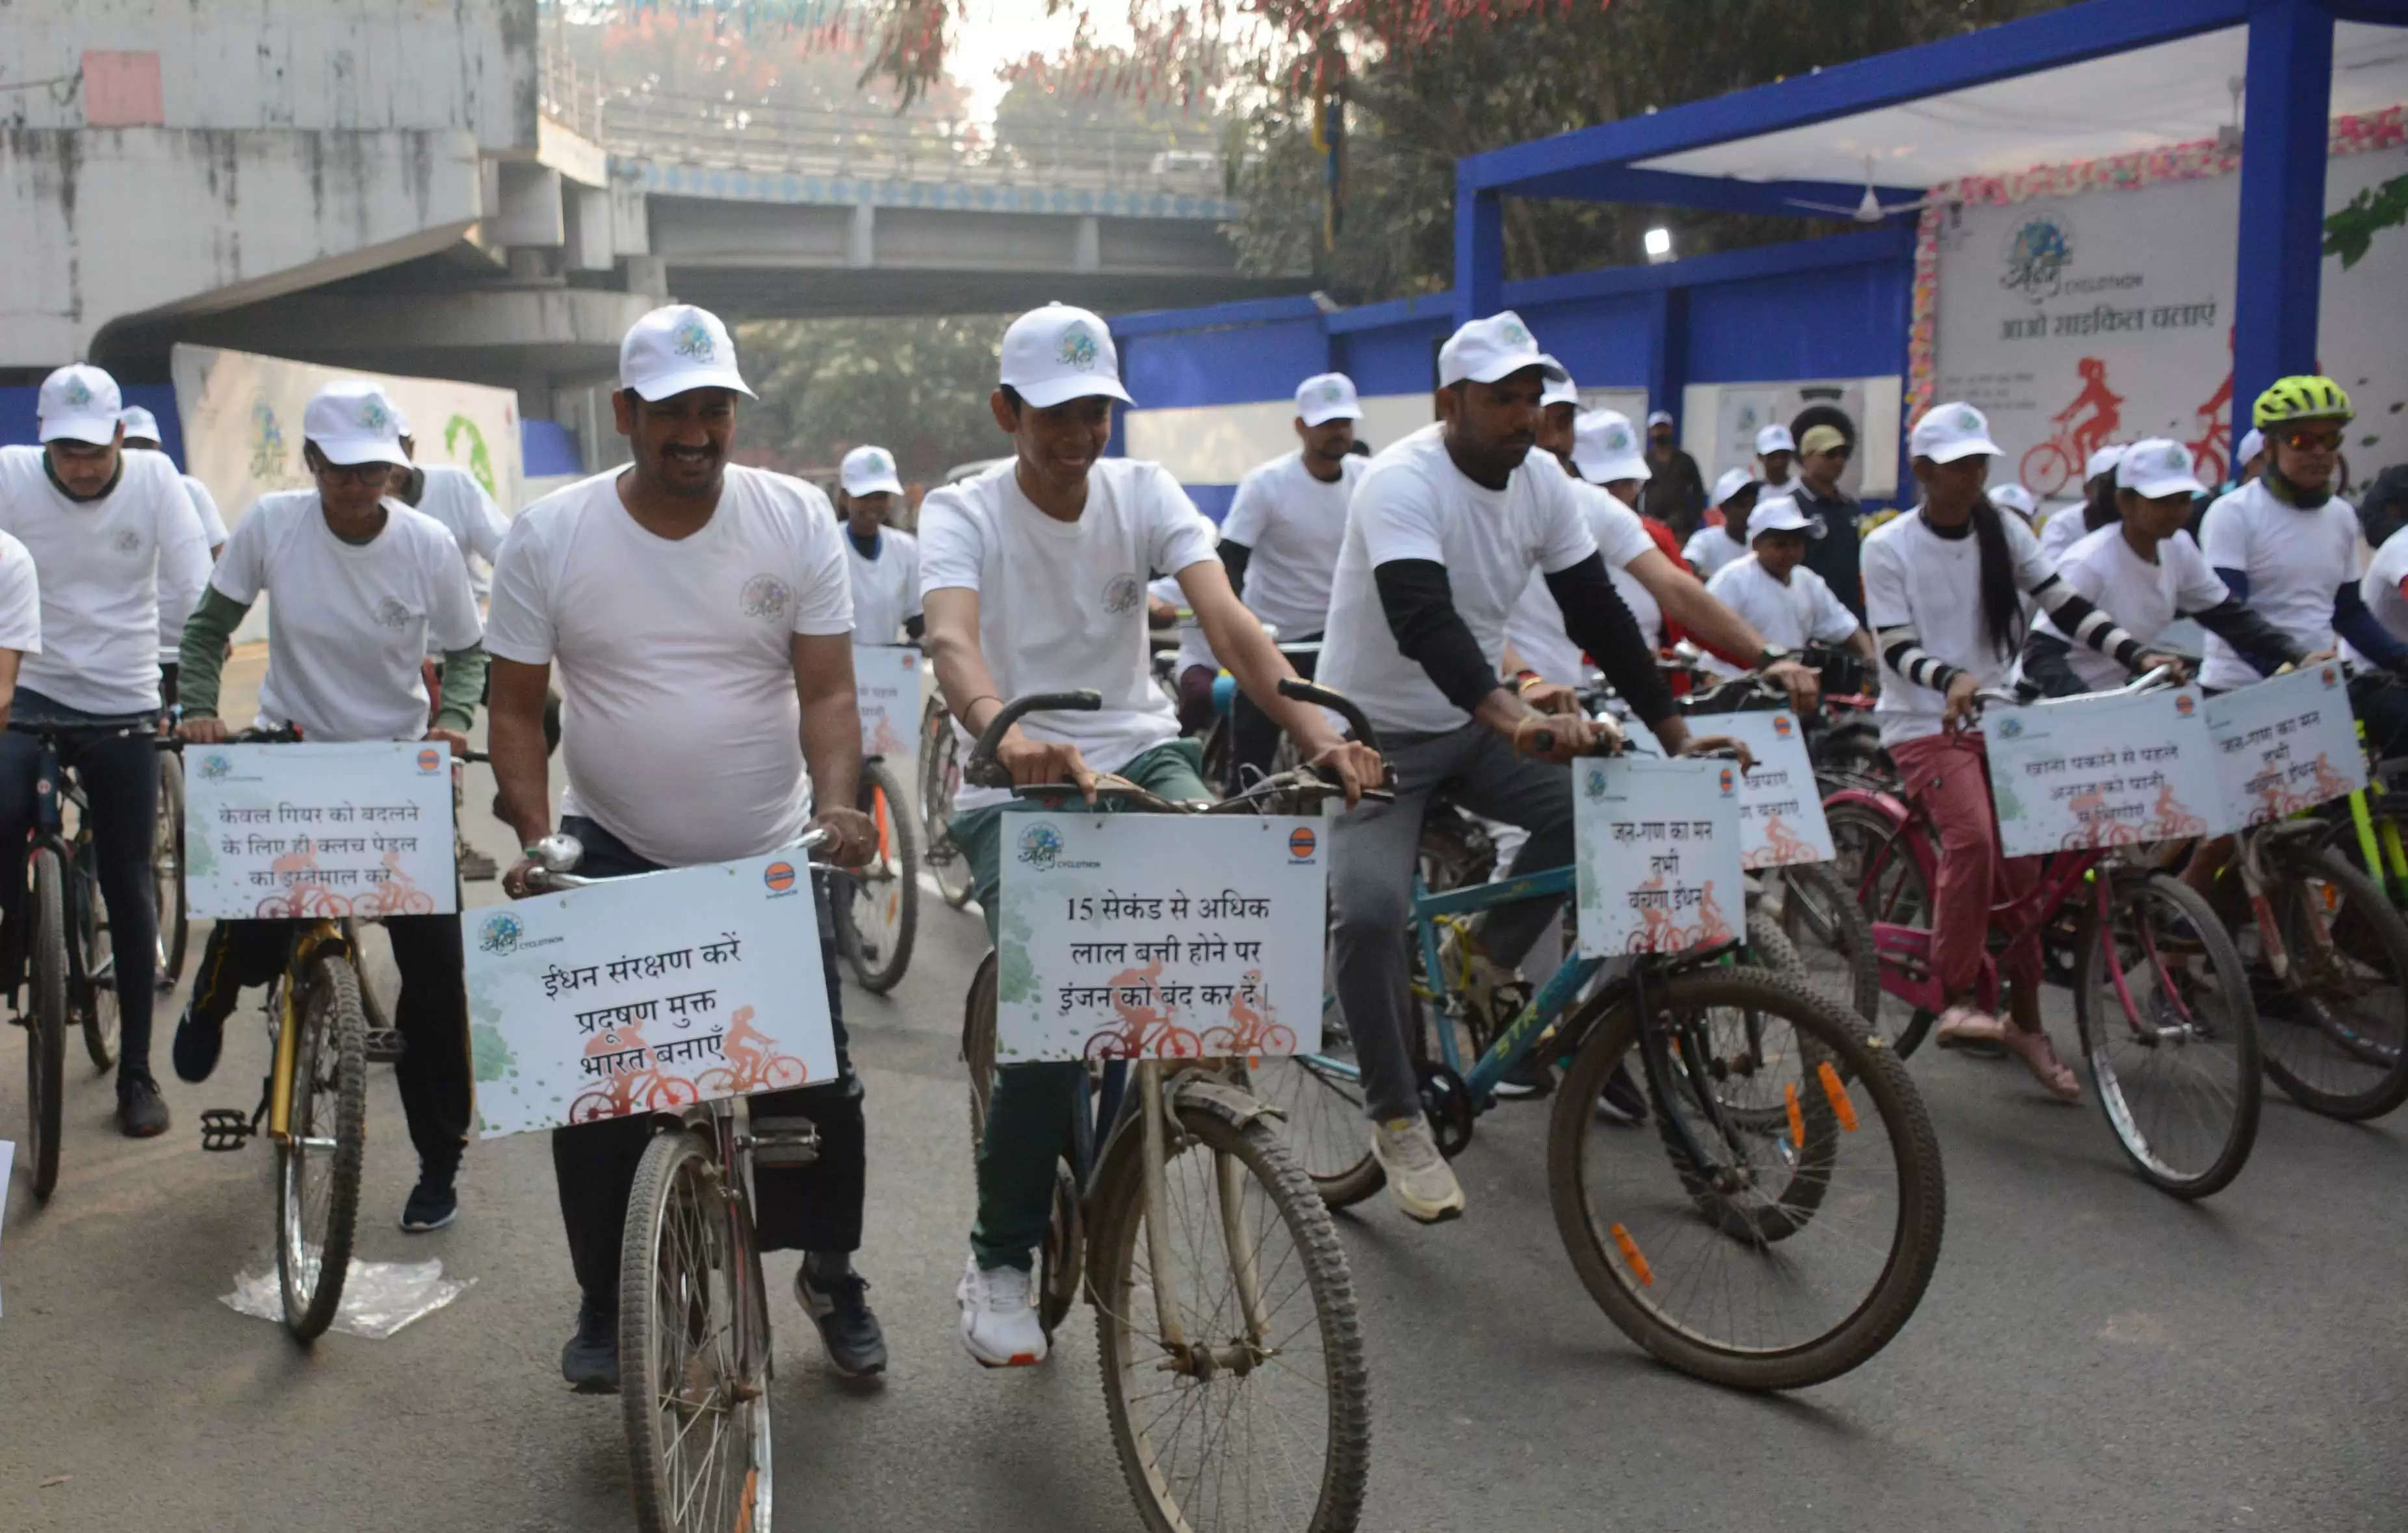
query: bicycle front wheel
[
  {"left": 920, "top": 700, "right": 976, "bottom": 910},
  {"left": 835, "top": 759, "right": 918, "bottom": 993},
  {"left": 621, "top": 1127, "right": 773, "bottom": 1533},
  {"left": 1091, "top": 1097, "right": 1369, "bottom": 1533},
  {"left": 23, "top": 846, "right": 68, "bottom": 1201},
  {"left": 2254, "top": 843, "right": 2408, "bottom": 1120},
  {"left": 2073, "top": 873, "right": 2260, "bottom": 1198},
  {"left": 278, "top": 951, "right": 368, "bottom": 1340},
  {"left": 154, "top": 750, "right": 188, "bottom": 986},
  {"left": 1547, "top": 967, "right": 1945, "bottom": 1390}
]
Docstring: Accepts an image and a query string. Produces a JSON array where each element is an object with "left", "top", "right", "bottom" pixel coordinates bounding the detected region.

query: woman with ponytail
[{"left": 1861, "top": 404, "right": 2186, "bottom": 1099}]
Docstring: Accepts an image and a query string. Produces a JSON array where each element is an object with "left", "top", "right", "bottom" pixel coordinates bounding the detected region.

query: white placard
[
  {"left": 1984, "top": 687, "right": 2225, "bottom": 856},
  {"left": 994, "top": 814, "right": 1325, "bottom": 1064},
  {"left": 2205, "top": 664, "right": 2366, "bottom": 828},
  {"left": 0, "top": 1138, "right": 13, "bottom": 1317},
  {"left": 465, "top": 852, "right": 837, "bottom": 1138},
  {"left": 855, "top": 644, "right": 922, "bottom": 766},
  {"left": 1706, "top": 711, "right": 1836, "bottom": 868},
  {"left": 184, "top": 742, "right": 457, "bottom": 919},
  {"left": 1575, "top": 756, "right": 1744, "bottom": 956}
]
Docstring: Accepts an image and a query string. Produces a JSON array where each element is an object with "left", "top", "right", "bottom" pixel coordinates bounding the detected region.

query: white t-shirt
[
  {"left": 1683, "top": 523, "right": 1750, "bottom": 583},
  {"left": 2359, "top": 524, "right": 2408, "bottom": 655},
  {"left": 1317, "top": 425, "right": 1597, "bottom": 735},
  {"left": 211, "top": 491, "right": 482, "bottom": 742},
  {"left": 1148, "top": 574, "right": 1219, "bottom": 676},
  {"left": 2037, "top": 506, "right": 2090, "bottom": 567},
  {"left": 410, "top": 465, "right": 510, "bottom": 605},
  {"left": 1506, "top": 474, "right": 1661, "bottom": 687},
  {"left": 1219, "top": 449, "right": 1364, "bottom": 637},
  {"left": 845, "top": 527, "right": 922, "bottom": 644},
  {"left": 1699, "top": 555, "right": 1860, "bottom": 679},
  {"left": 2197, "top": 479, "right": 2362, "bottom": 691},
  {"left": 919, "top": 457, "right": 1219, "bottom": 811},
  {"left": 485, "top": 465, "right": 853, "bottom": 865},
  {"left": 0, "top": 531, "right": 43, "bottom": 657},
  {"left": 1862, "top": 507, "right": 2056, "bottom": 749},
  {"left": 2025, "top": 525, "right": 2226, "bottom": 694},
  {"left": 0, "top": 445, "right": 210, "bottom": 715}
]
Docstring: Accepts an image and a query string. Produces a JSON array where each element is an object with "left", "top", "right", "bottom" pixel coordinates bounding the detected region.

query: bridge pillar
[
  {"left": 1074, "top": 216, "right": 1102, "bottom": 274},
  {"left": 848, "top": 203, "right": 876, "bottom": 269}
]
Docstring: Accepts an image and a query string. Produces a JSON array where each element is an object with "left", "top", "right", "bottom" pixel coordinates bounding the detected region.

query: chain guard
[{"left": 1416, "top": 1062, "right": 1475, "bottom": 1159}]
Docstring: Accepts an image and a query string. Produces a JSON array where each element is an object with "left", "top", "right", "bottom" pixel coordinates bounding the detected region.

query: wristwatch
[{"left": 1757, "top": 643, "right": 1795, "bottom": 669}]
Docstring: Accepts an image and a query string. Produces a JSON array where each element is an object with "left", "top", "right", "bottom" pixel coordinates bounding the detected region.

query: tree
[
  {"left": 734, "top": 315, "right": 1013, "bottom": 486},
  {"left": 2327, "top": 172, "right": 2408, "bottom": 270}
]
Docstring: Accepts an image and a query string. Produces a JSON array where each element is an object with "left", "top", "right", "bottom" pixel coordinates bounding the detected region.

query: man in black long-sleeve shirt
[{"left": 1314, "top": 311, "right": 1738, "bottom": 1224}]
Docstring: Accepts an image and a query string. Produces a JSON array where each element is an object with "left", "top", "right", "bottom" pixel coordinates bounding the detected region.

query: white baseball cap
[
  {"left": 1908, "top": 401, "right": 2003, "bottom": 464},
  {"left": 1437, "top": 311, "right": 1568, "bottom": 388},
  {"left": 389, "top": 400, "right": 414, "bottom": 439},
  {"left": 1295, "top": 372, "right": 1363, "bottom": 426},
  {"left": 1646, "top": 409, "right": 1674, "bottom": 429},
  {"left": 2117, "top": 438, "right": 2208, "bottom": 500},
  {"left": 619, "top": 304, "right": 755, "bottom": 402},
  {"left": 302, "top": 380, "right": 410, "bottom": 469},
  {"left": 1538, "top": 360, "right": 1579, "bottom": 410},
  {"left": 840, "top": 444, "right": 905, "bottom": 498},
  {"left": 1570, "top": 410, "right": 1652, "bottom": 485},
  {"left": 2238, "top": 428, "right": 2266, "bottom": 465},
  {"left": 1712, "top": 466, "right": 1759, "bottom": 506},
  {"left": 38, "top": 364, "right": 123, "bottom": 446},
  {"left": 1000, "top": 302, "right": 1131, "bottom": 409},
  {"left": 1755, "top": 423, "right": 1797, "bottom": 457},
  {"left": 117, "top": 404, "right": 163, "bottom": 444},
  {"left": 1987, "top": 483, "right": 2038, "bottom": 518},
  {"left": 1748, "top": 495, "right": 1816, "bottom": 538},
  {"left": 2084, "top": 443, "right": 2128, "bottom": 482}
]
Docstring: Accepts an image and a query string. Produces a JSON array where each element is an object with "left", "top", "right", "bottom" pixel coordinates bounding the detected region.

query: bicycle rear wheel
[
  {"left": 278, "top": 951, "right": 367, "bottom": 1340},
  {"left": 2073, "top": 873, "right": 2260, "bottom": 1198},
  {"left": 920, "top": 700, "right": 976, "bottom": 910},
  {"left": 1546, "top": 967, "right": 1945, "bottom": 1390},
  {"left": 1824, "top": 800, "right": 1936, "bottom": 1055},
  {"left": 835, "top": 759, "right": 918, "bottom": 993},
  {"left": 72, "top": 848, "right": 118, "bottom": 1070},
  {"left": 1091, "top": 1095, "right": 1369, "bottom": 1533},
  {"left": 621, "top": 1127, "right": 774, "bottom": 1533},
  {"left": 1777, "top": 863, "right": 1884, "bottom": 1027},
  {"left": 153, "top": 750, "right": 188, "bottom": 987},
  {"left": 2251, "top": 843, "right": 2408, "bottom": 1120},
  {"left": 22, "top": 846, "right": 68, "bottom": 1201}
]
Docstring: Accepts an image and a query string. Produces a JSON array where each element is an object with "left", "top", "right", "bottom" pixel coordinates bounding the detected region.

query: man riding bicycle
[
  {"left": 0, "top": 364, "right": 211, "bottom": 1136},
  {"left": 918, "top": 302, "right": 1380, "bottom": 1368}
]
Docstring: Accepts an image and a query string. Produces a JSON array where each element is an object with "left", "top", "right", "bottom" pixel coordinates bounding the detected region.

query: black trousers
[
  {"left": 548, "top": 815, "right": 866, "bottom": 1311},
  {"left": 0, "top": 694, "right": 160, "bottom": 1077},
  {"left": 192, "top": 911, "right": 471, "bottom": 1175},
  {"left": 1227, "top": 632, "right": 1319, "bottom": 794}
]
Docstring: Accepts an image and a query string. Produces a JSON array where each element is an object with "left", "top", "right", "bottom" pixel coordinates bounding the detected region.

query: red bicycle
[{"left": 1821, "top": 671, "right": 2262, "bottom": 1198}]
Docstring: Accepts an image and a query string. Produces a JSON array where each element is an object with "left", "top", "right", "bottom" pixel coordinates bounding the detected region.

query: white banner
[
  {"left": 1931, "top": 151, "right": 2408, "bottom": 501},
  {"left": 1575, "top": 756, "right": 1743, "bottom": 956},
  {"left": 2205, "top": 664, "right": 2366, "bottom": 828},
  {"left": 183, "top": 742, "right": 456, "bottom": 919},
  {"left": 465, "top": 851, "right": 837, "bottom": 1138},
  {"left": 1706, "top": 711, "right": 1837, "bottom": 868},
  {"left": 994, "top": 814, "right": 1325, "bottom": 1064},
  {"left": 855, "top": 644, "right": 922, "bottom": 766},
  {"left": 1983, "top": 688, "right": 2224, "bottom": 857}
]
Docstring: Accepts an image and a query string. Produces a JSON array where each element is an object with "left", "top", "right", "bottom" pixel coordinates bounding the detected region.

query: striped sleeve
[
  {"left": 1876, "top": 625, "right": 1963, "bottom": 694},
  {"left": 2027, "top": 574, "right": 2147, "bottom": 672}
]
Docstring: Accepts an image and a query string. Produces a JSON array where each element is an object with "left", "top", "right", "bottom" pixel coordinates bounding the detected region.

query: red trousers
[{"left": 1890, "top": 730, "right": 2041, "bottom": 999}]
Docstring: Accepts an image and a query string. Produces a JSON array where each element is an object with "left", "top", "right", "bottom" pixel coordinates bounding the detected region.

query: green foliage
[
  {"left": 2325, "top": 172, "right": 2408, "bottom": 270},
  {"left": 735, "top": 315, "right": 1013, "bottom": 484}
]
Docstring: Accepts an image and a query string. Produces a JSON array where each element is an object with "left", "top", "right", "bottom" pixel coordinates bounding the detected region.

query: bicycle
[
  {"left": 153, "top": 738, "right": 188, "bottom": 989},
  {"left": 958, "top": 682, "right": 1371, "bottom": 1533},
  {"left": 830, "top": 752, "right": 918, "bottom": 992},
  {"left": 1822, "top": 669, "right": 2264, "bottom": 1198},
  {"left": 526, "top": 828, "right": 833, "bottom": 1533},
  {"left": 1260, "top": 720, "right": 1945, "bottom": 1390},
  {"left": 917, "top": 691, "right": 976, "bottom": 910}
]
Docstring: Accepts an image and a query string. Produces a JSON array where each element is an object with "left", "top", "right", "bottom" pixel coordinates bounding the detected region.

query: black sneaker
[
  {"left": 796, "top": 1255, "right": 888, "bottom": 1379},
  {"left": 400, "top": 1173, "right": 459, "bottom": 1233},
  {"left": 560, "top": 1298, "right": 619, "bottom": 1393},
  {"left": 116, "top": 1069, "right": 171, "bottom": 1138},
  {"left": 1594, "top": 1060, "right": 1649, "bottom": 1126},
  {"left": 1492, "top": 1053, "right": 1556, "bottom": 1101},
  {"left": 171, "top": 1002, "right": 224, "bottom": 1084}
]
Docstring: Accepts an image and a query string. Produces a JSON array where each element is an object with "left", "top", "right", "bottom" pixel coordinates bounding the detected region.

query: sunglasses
[
  {"left": 314, "top": 460, "right": 396, "bottom": 487},
  {"left": 2276, "top": 426, "right": 2345, "bottom": 452}
]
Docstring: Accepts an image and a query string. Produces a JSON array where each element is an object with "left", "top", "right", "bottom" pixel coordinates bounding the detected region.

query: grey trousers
[{"left": 1328, "top": 722, "right": 1577, "bottom": 1121}]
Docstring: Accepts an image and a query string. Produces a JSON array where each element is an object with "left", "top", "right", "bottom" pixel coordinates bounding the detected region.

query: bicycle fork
[{"left": 1137, "top": 1063, "right": 1275, "bottom": 1380}]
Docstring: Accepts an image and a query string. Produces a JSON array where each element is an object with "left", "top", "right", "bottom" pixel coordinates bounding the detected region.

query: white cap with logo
[
  {"left": 1748, "top": 495, "right": 1816, "bottom": 539},
  {"left": 38, "top": 364, "right": 123, "bottom": 446},
  {"left": 118, "top": 405, "right": 163, "bottom": 444},
  {"left": 1755, "top": 423, "right": 1797, "bottom": 457},
  {"left": 1295, "top": 372, "right": 1363, "bottom": 426},
  {"left": 1570, "top": 410, "right": 1652, "bottom": 485},
  {"left": 1538, "top": 358, "right": 1579, "bottom": 410},
  {"left": 1987, "top": 483, "right": 2038, "bottom": 518},
  {"left": 1908, "top": 401, "right": 2004, "bottom": 464},
  {"left": 303, "top": 380, "right": 411, "bottom": 469},
  {"left": 2084, "top": 443, "right": 2128, "bottom": 482},
  {"left": 1712, "top": 466, "right": 1759, "bottom": 506},
  {"left": 1001, "top": 303, "right": 1132, "bottom": 410},
  {"left": 1438, "top": 311, "right": 1570, "bottom": 388},
  {"left": 621, "top": 304, "right": 755, "bottom": 402},
  {"left": 840, "top": 444, "right": 905, "bottom": 499},
  {"left": 2117, "top": 438, "right": 2209, "bottom": 500}
]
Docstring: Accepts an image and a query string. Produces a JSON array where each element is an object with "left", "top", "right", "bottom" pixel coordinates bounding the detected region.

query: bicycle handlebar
[
  {"left": 524, "top": 826, "right": 836, "bottom": 894},
  {"left": 962, "top": 689, "right": 1103, "bottom": 789},
  {"left": 1275, "top": 677, "right": 1382, "bottom": 754},
  {"left": 1976, "top": 662, "right": 2181, "bottom": 713}
]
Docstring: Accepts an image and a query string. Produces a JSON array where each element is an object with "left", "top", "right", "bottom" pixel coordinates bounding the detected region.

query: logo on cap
[
  {"left": 62, "top": 376, "right": 92, "bottom": 408},
  {"left": 1319, "top": 380, "right": 1345, "bottom": 402},
  {"left": 1956, "top": 408, "right": 1981, "bottom": 433},
  {"left": 358, "top": 399, "right": 389, "bottom": 431},
  {"left": 672, "top": 316, "right": 716, "bottom": 362},
  {"left": 1499, "top": 320, "right": 1531, "bottom": 349},
  {"left": 866, "top": 449, "right": 888, "bottom": 471},
  {"left": 1605, "top": 426, "right": 1632, "bottom": 452},
  {"left": 1057, "top": 324, "right": 1100, "bottom": 372}
]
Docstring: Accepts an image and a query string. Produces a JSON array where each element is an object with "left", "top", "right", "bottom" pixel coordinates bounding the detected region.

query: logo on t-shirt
[
  {"left": 740, "top": 573, "right": 794, "bottom": 620},
  {"left": 1017, "top": 822, "right": 1063, "bottom": 869},
  {"left": 372, "top": 597, "right": 412, "bottom": 630},
  {"left": 1101, "top": 573, "right": 1143, "bottom": 615},
  {"left": 113, "top": 529, "right": 140, "bottom": 555},
  {"left": 1057, "top": 325, "right": 1100, "bottom": 372},
  {"left": 673, "top": 316, "right": 716, "bottom": 362}
]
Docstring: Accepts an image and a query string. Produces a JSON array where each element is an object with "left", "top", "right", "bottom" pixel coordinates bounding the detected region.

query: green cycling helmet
[{"left": 2253, "top": 374, "right": 2355, "bottom": 428}]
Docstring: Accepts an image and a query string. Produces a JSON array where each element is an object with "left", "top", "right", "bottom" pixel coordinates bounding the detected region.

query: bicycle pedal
[
  {"left": 364, "top": 1027, "right": 407, "bottom": 1064},
  {"left": 199, "top": 1108, "right": 255, "bottom": 1151},
  {"left": 746, "top": 1114, "right": 822, "bottom": 1167}
]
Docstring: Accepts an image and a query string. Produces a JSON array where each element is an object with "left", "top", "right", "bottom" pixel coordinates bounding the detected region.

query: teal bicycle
[{"left": 1254, "top": 753, "right": 1945, "bottom": 1390}]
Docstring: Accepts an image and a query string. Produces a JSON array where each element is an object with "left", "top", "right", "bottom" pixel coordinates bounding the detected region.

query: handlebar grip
[
  {"left": 1274, "top": 677, "right": 1382, "bottom": 753},
  {"left": 963, "top": 690, "right": 1103, "bottom": 789}
]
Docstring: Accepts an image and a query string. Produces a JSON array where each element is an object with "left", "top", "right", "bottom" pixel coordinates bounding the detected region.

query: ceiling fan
[{"left": 1783, "top": 156, "right": 1949, "bottom": 222}]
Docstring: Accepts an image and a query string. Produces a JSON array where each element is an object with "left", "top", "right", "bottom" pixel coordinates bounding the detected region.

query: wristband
[
  {"left": 960, "top": 694, "right": 1002, "bottom": 730},
  {"left": 1515, "top": 670, "right": 1545, "bottom": 694}
]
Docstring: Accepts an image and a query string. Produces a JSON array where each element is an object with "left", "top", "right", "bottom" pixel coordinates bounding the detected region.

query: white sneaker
[
  {"left": 957, "top": 1255, "right": 1048, "bottom": 1367},
  {"left": 1371, "top": 1116, "right": 1466, "bottom": 1224}
]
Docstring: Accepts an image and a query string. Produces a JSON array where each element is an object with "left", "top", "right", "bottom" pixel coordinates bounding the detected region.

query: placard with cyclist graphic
[
  {"left": 182, "top": 741, "right": 458, "bottom": 920},
  {"left": 853, "top": 644, "right": 922, "bottom": 767},
  {"left": 1573, "top": 756, "right": 1742, "bottom": 956},
  {"left": 1702, "top": 710, "right": 1837, "bottom": 868},
  {"left": 463, "top": 850, "right": 837, "bottom": 1138},
  {"left": 2205, "top": 663, "right": 2366, "bottom": 828},
  {"left": 994, "top": 813, "right": 1325, "bottom": 1064},
  {"left": 1981, "top": 686, "right": 2225, "bottom": 858}
]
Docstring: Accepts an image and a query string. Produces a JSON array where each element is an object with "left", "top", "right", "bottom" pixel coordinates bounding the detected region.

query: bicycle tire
[
  {"left": 278, "top": 951, "right": 367, "bottom": 1341},
  {"left": 154, "top": 750, "right": 188, "bottom": 986},
  {"left": 73, "top": 847, "right": 117, "bottom": 1071},
  {"left": 1779, "top": 862, "right": 1885, "bottom": 1027},
  {"left": 346, "top": 919, "right": 406, "bottom": 1064},
  {"left": 620, "top": 1127, "right": 773, "bottom": 1533},
  {"left": 1547, "top": 965, "right": 1945, "bottom": 1391},
  {"left": 836, "top": 759, "right": 918, "bottom": 993},
  {"left": 1250, "top": 934, "right": 1385, "bottom": 1209},
  {"left": 2072, "top": 872, "right": 2260, "bottom": 1198},
  {"left": 23, "top": 846, "right": 68, "bottom": 1201},
  {"left": 1091, "top": 1099, "right": 1369, "bottom": 1533},
  {"left": 2257, "top": 843, "right": 2408, "bottom": 1120},
  {"left": 920, "top": 699, "right": 976, "bottom": 910},
  {"left": 1823, "top": 798, "right": 1937, "bottom": 1056}
]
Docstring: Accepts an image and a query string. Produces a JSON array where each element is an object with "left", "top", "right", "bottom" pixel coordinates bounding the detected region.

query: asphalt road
[{"left": 3, "top": 653, "right": 2404, "bottom": 1531}]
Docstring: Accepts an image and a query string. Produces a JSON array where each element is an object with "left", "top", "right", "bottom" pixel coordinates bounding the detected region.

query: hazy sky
[{"left": 949, "top": 0, "right": 1135, "bottom": 122}]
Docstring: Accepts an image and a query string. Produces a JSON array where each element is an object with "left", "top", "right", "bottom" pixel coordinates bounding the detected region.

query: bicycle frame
[{"left": 264, "top": 921, "right": 354, "bottom": 1142}]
